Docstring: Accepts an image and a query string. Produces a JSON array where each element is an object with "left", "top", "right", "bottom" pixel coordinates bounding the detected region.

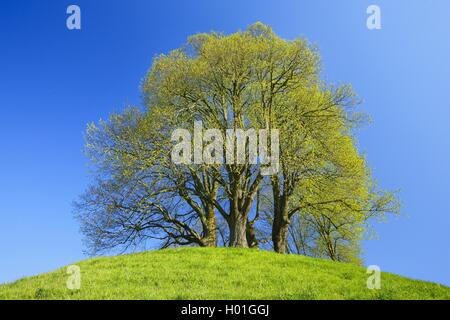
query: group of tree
[{"left": 75, "top": 23, "right": 398, "bottom": 264}]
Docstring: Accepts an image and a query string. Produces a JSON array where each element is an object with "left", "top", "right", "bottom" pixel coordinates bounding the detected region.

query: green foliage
[
  {"left": 0, "top": 248, "right": 448, "bottom": 300},
  {"left": 76, "top": 22, "right": 399, "bottom": 258}
]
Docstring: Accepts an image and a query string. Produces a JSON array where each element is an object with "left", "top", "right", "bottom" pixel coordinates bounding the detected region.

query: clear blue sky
[{"left": 0, "top": 0, "right": 449, "bottom": 286}]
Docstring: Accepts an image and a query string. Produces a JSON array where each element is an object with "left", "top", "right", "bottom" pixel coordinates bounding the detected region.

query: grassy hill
[{"left": 0, "top": 248, "right": 448, "bottom": 300}]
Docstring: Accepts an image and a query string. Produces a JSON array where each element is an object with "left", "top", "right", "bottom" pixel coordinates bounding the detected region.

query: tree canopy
[{"left": 75, "top": 23, "right": 398, "bottom": 262}]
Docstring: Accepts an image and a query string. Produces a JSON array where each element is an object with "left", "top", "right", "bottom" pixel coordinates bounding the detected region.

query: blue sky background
[{"left": 0, "top": 0, "right": 449, "bottom": 286}]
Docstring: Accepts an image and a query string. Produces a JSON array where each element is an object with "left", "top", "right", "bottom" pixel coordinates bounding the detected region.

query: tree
[
  {"left": 75, "top": 23, "right": 398, "bottom": 259},
  {"left": 75, "top": 106, "right": 221, "bottom": 254}
]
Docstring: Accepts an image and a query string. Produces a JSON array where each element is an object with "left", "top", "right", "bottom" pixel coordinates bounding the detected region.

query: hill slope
[{"left": 0, "top": 248, "right": 448, "bottom": 300}]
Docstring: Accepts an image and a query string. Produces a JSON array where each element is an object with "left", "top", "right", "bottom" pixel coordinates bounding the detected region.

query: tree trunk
[
  {"left": 201, "top": 215, "right": 217, "bottom": 247},
  {"left": 246, "top": 219, "right": 258, "bottom": 248},
  {"left": 272, "top": 212, "right": 289, "bottom": 253},
  {"left": 229, "top": 211, "right": 249, "bottom": 247},
  {"left": 246, "top": 188, "right": 260, "bottom": 248},
  {"left": 271, "top": 189, "right": 290, "bottom": 254},
  {"left": 227, "top": 171, "right": 261, "bottom": 248}
]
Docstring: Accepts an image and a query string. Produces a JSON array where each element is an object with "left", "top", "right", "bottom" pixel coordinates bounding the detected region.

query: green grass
[{"left": 0, "top": 248, "right": 448, "bottom": 300}]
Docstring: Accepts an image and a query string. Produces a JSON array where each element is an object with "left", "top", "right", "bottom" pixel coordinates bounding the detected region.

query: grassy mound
[{"left": 0, "top": 248, "right": 448, "bottom": 300}]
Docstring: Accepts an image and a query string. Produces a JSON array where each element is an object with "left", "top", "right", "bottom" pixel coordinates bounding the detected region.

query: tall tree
[
  {"left": 75, "top": 23, "right": 398, "bottom": 257},
  {"left": 75, "top": 106, "right": 221, "bottom": 253}
]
